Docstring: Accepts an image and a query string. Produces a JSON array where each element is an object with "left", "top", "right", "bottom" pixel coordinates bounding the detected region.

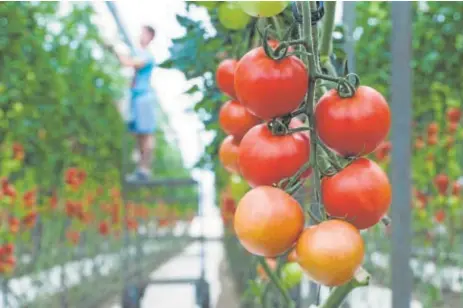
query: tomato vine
[{"left": 220, "top": 1, "right": 380, "bottom": 307}]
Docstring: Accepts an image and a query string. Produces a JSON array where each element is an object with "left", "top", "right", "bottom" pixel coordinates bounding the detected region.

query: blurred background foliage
[{"left": 0, "top": 1, "right": 190, "bottom": 186}]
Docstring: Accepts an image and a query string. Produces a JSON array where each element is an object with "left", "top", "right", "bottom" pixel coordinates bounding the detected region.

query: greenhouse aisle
[{"left": 109, "top": 213, "right": 240, "bottom": 308}]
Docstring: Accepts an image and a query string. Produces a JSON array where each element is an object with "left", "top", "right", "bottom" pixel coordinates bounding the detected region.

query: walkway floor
[{"left": 110, "top": 215, "right": 240, "bottom": 308}]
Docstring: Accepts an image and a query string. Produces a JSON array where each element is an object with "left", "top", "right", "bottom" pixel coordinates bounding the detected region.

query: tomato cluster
[{"left": 216, "top": 37, "right": 392, "bottom": 287}]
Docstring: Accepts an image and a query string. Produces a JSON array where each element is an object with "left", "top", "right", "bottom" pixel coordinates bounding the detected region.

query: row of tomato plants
[{"left": 0, "top": 141, "right": 196, "bottom": 276}]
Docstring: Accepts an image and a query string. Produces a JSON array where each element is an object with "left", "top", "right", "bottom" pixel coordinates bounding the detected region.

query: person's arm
[{"left": 116, "top": 53, "right": 146, "bottom": 69}]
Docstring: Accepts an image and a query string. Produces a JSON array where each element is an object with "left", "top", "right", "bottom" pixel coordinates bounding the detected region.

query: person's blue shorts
[{"left": 127, "top": 89, "right": 158, "bottom": 135}]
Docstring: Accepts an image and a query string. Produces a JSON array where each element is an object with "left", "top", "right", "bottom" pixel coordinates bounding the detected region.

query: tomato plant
[
  {"left": 233, "top": 186, "right": 304, "bottom": 257},
  {"left": 234, "top": 45, "right": 309, "bottom": 120},
  {"left": 296, "top": 220, "right": 365, "bottom": 287},
  {"left": 315, "top": 86, "right": 391, "bottom": 157},
  {"left": 219, "top": 99, "right": 261, "bottom": 140}
]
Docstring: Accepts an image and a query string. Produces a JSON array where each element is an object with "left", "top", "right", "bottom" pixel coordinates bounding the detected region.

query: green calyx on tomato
[
  {"left": 238, "top": 1, "right": 289, "bottom": 17},
  {"left": 218, "top": 2, "right": 251, "bottom": 30}
]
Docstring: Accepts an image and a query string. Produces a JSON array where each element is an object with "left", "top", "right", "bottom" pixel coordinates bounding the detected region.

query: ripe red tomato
[
  {"left": 447, "top": 122, "right": 458, "bottom": 134},
  {"left": 296, "top": 220, "right": 364, "bottom": 287},
  {"left": 446, "top": 107, "right": 461, "bottom": 123},
  {"left": 234, "top": 46, "right": 308, "bottom": 120},
  {"left": 8, "top": 217, "right": 19, "bottom": 234},
  {"left": 315, "top": 86, "right": 391, "bottom": 157},
  {"left": 427, "top": 122, "right": 438, "bottom": 136},
  {"left": 234, "top": 186, "right": 304, "bottom": 257},
  {"left": 219, "top": 100, "right": 261, "bottom": 139},
  {"left": 427, "top": 134, "right": 438, "bottom": 146},
  {"left": 434, "top": 209, "right": 446, "bottom": 223},
  {"left": 414, "top": 189, "right": 428, "bottom": 209},
  {"left": 216, "top": 59, "right": 238, "bottom": 98},
  {"left": 219, "top": 135, "right": 240, "bottom": 174},
  {"left": 452, "top": 182, "right": 461, "bottom": 196},
  {"left": 0, "top": 243, "right": 14, "bottom": 256},
  {"left": 238, "top": 121, "right": 311, "bottom": 187},
  {"left": 433, "top": 174, "right": 449, "bottom": 195},
  {"left": 321, "top": 158, "right": 392, "bottom": 230},
  {"left": 99, "top": 221, "right": 110, "bottom": 236}
]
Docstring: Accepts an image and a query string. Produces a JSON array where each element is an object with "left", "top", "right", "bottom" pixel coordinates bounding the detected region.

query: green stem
[
  {"left": 319, "top": 1, "right": 337, "bottom": 61},
  {"left": 271, "top": 16, "right": 283, "bottom": 39},
  {"left": 258, "top": 257, "right": 295, "bottom": 308},
  {"left": 319, "top": 1, "right": 338, "bottom": 80},
  {"left": 302, "top": 1, "right": 323, "bottom": 209},
  {"left": 319, "top": 267, "right": 370, "bottom": 308}
]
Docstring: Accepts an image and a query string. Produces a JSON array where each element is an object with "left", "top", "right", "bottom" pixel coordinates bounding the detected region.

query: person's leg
[{"left": 136, "top": 133, "right": 155, "bottom": 173}]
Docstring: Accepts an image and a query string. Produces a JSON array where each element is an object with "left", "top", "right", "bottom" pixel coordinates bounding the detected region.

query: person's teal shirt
[
  {"left": 131, "top": 48, "right": 155, "bottom": 93},
  {"left": 128, "top": 48, "right": 158, "bottom": 134}
]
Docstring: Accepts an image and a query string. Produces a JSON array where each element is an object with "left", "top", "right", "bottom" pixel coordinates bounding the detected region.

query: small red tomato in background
[
  {"left": 22, "top": 211, "right": 38, "bottom": 229},
  {"left": 99, "top": 221, "right": 110, "bottom": 236},
  {"left": 315, "top": 86, "right": 391, "bottom": 157},
  {"left": 433, "top": 174, "right": 449, "bottom": 195},
  {"left": 434, "top": 209, "right": 446, "bottom": 223},
  {"left": 12, "top": 142, "right": 25, "bottom": 161},
  {"left": 216, "top": 59, "right": 238, "bottom": 99},
  {"left": 447, "top": 122, "right": 458, "bottom": 134},
  {"left": 452, "top": 182, "right": 461, "bottom": 196},
  {"left": 23, "top": 189, "right": 37, "bottom": 208},
  {"left": 8, "top": 217, "right": 20, "bottom": 234},
  {"left": 427, "top": 134, "right": 438, "bottom": 146},
  {"left": 427, "top": 122, "right": 439, "bottom": 136},
  {"left": 446, "top": 107, "right": 461, "bottom": 123}
]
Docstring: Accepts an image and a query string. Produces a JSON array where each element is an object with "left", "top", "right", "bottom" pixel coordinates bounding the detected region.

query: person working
[{"left": 116, "top": 25, "right": 158, "bottom": 181}]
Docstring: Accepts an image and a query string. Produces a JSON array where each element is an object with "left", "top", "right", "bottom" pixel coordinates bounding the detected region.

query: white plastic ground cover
[{"left": 0, "top": 221, "right": 199, "bottom": 308}]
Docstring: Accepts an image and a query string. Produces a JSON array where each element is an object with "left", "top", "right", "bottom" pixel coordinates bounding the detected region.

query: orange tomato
[
  {"left": 296, "top": 220, "right": 364, "bottom": 286},
  {"left": 234, "top": 186, "right": 304, "bottom": 257},
  {"left": 219, "top": 135, "right": 240, "bottom": 174}
]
